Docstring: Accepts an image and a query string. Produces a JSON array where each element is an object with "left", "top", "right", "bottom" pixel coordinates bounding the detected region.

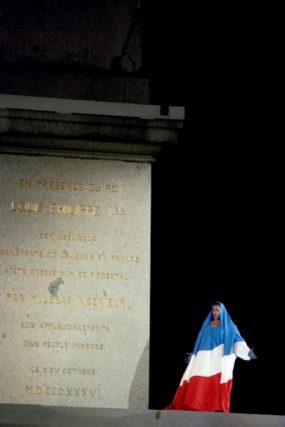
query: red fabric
[{"left": 167, "top": 373, "right": 233, "bottom": 413}]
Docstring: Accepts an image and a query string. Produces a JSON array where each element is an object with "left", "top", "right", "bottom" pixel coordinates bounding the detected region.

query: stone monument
[{"left": 0, "top": 93, "right": 184, "bottom": 410}]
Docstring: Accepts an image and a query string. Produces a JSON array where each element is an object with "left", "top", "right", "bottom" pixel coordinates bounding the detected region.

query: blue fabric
[
  {"left": 192, "top": 303, "right": 245, "bottom": 355},
  {"left": 195, "top": 323, "right": 224, "bottom": 351}
]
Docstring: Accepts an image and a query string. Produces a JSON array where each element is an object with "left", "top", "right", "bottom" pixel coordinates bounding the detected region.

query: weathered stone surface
[
  {"left": 0, "top": 154, "right": 151, "bottom": 409},
  {"left": 0, "top": 95, "right": 184, "bottom": 161}
]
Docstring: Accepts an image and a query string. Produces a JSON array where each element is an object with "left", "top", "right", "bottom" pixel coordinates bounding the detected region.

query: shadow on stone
[{"left": 128, "top": 340, "right": 149, "bottom": 409}]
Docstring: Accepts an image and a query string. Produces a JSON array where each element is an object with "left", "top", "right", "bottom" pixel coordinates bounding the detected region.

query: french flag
[{"left": 167, "top": 303, "right": 250, "bottom": 413}]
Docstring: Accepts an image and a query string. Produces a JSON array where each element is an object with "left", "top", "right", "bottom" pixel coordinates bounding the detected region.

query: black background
[
  {"left": 144, "top": 1, "right": 282, "bottom": 415},
  {"left": 0, "top": 0, "right": 281, "bottom": 416}
]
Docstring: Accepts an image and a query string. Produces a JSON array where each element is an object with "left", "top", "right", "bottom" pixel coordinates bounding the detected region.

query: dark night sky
[
  {"left": 0, "top": 0, "right": 281, "bottom": 416},
  {"left": 146, "top": 2, "right": 282, "bottom": 416}
]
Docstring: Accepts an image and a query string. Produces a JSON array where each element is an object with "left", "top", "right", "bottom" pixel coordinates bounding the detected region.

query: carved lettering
[
  {"left": 24, "top": 340, "right": 104, "bottom": 350},
  {"left": 17, "top": 178, "right": 120, "bottom": 194},
  {"left": 30, "top": 366, "right": 96, "bottom": 375},
  {"left": 20, "top": 321, "right": 36, "bottom": 329},
  {"left": 24, "top": 340, "right": 40, "bottom": 347},
  {"left": 71, "top": 342, "right": 104, "bottom": 351},
  {"left": 6, "top": 292, "right": 128, "bottom": 309},
  {"left": 30, "top": 295, "right": 72, "bottom": 305},
  {"left": 88, "top": 183, "right": 120, "bottom": 193},
  {"left": 38, "top": 322, "right": 109, "bottom": 332},
  {"left": 108, "top": 206, "right": 125, "bottom": 217},
  {"left": 75, "top": 296, "right": 126, "bottom": 308},
  {"left": 0, "top": 248, "right": 139, "bottom": 263},
  {"left": 105, "top": 183, "right": 120, "bottom": 193},
  {"left": 18, "top": 178, "right": 32, "bottom": 188},
  {"left": 3, "top": 268, "right": 73, "bottom": 278},
  {"left": 42, "top": 341, "right": 69, "bottom": 349},
  {"left": 6, "top": 292, "right": 25, "bottom": 303},
  {"left": 111, "top": 254, "right": 139, "bottom": 263},
  {"left": 25, "top": 385, "right": 101, "bottom": 398},
  {"left": 90, "top": 271, "right": 128, "bottom": 280},
  {"left": 10, "top": 201, "right": 44, "bottom": 213},
  {"left": 37, "top": 180, "right": 84, "bottom": 192},
  {"left": 88, "top": 183, "right": 101, "bottom": 192},
  {"left": 49, "top": 203, "right": 100, "bottom": 216},
  {"left": 0, "top": 248, "right": 44, "bottom": 258},
  {"left": 40, "top": 232, "right": 97, "bottom": 242}
]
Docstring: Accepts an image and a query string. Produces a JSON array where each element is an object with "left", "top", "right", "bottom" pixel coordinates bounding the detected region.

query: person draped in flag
[{"left": 166, "top": 301, "right": 257, "bottom": 413}]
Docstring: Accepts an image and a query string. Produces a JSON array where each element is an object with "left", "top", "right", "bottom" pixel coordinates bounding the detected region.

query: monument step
[{"left": 0, "top": 405, "right": 284, "bottom": 427}]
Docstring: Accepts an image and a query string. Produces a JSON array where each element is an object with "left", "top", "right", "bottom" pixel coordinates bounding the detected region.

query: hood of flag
[{"left": 193, "top": 302, "right": 244, "bottom": 355}]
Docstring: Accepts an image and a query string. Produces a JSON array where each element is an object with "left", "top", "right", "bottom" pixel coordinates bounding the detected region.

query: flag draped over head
[{"left": 167, "top": 302, "right": 250, "bottom": 413}]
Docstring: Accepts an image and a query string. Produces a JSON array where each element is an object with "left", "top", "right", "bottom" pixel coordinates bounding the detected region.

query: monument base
[{"left": 0, "top": 404, "right": 283, "bottom": 427}]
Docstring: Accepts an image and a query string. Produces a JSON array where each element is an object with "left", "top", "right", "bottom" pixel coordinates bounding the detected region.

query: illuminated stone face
[{"left": 0, "top": 154, "right": 151, "bottom": 409}]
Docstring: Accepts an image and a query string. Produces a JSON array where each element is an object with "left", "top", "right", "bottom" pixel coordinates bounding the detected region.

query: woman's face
[{"left": 211, "top": 304, "right": 220, "bottom": 320}]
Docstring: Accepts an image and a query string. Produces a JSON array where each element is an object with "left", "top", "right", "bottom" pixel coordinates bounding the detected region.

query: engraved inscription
[
  {"left": 0, "top": 247, "right": 138, "bottom": 263},
  {"left": 25, "top": 385, "right": 102, "bottom": 398},
  {"left": 18, "top": 177, "right": 121, "bottom": 194},
  {"left": 30, "top": 367, "right": 97, "bottom": 375},
  {"left": 24, "top": 340, "right": 104, "bottom": 351},
  {"left": 6, "top": 293, "right": 129, "bottom": 309},
  {"left": 2, "top": 268, "right": 129, "bottom": 280},
  {"left": 20, "top": 321, "right": 109, "bottom": 332},
  {"left": 40, "top": 232, "right": 97, "bottom": 242},
  {"left": 0, "top": 157, "right": 150, "bottom": 408},
  {"left": 9, "top": 201, "right": 126, "bottom": 217}
]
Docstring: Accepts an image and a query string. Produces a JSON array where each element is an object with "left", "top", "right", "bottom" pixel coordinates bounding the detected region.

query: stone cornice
[{"left": 0, "top": 95, "right": 184, "bottom": 162}]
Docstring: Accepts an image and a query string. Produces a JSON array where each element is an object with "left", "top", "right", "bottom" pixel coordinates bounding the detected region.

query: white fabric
[
  {"left": 180, "top": 341, "right": 250, "bottom": 386},
  {"left": 234, "top": 340, "right": 251, "bottom": 360}
]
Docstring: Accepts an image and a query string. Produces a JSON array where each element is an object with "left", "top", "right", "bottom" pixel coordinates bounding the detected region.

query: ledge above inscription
[{"left": 0, "top": 94, "right": 184, "bottom": 162}]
